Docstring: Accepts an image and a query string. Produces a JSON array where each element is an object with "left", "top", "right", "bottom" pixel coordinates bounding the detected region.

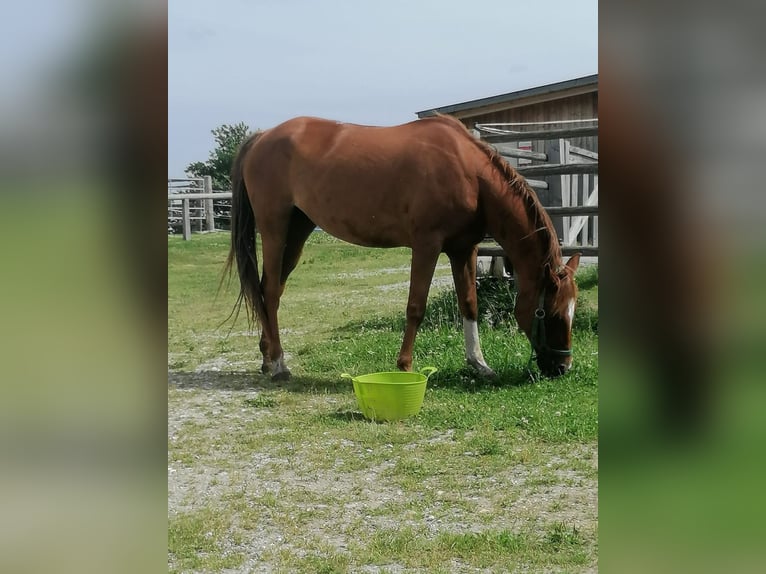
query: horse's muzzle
[{"left": 537, "top": 355, "right": 572, "bottom": 378}]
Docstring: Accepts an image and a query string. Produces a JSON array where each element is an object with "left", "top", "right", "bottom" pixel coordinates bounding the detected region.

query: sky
[{"left": 168, "top": 0, "right": 597, "bottom": 177}]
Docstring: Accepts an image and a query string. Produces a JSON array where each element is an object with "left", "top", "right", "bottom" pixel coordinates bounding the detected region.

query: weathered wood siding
[{"left": 458, "top": 91, "right": 598, "bottom": 153}]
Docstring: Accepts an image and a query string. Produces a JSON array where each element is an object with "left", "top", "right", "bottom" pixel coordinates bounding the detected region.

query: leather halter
[{"left": 530, "top": 291, "right": 573, "bottom": 359}]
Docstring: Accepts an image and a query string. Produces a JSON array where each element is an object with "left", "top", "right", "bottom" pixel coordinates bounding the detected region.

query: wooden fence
[
  {"left": 168, "top": 176, "right": 232, "bottom": 240},
  {"left": 473, "top": 121, "right": 598, "bottom": 272}
]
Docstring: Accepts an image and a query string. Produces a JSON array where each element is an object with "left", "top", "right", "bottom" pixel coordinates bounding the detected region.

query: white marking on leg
[
  {"left": 463, "top": 318, "right": 483, "bottom": 362},
  {"left": 272, "top": 354, "right": 290, "bottom": 378},
  {"left": 463, "top": 318, "right": 495, "bottom": 376}
]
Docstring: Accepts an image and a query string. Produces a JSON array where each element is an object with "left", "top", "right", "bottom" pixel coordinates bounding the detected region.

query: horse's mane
[{"left": 428, "top": 114, "right": 563, "bottom": 278}]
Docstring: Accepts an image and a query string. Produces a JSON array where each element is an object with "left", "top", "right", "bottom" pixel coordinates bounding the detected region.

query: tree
[{"left": 185, "top": 122, "right": 253, "bottom": 190}]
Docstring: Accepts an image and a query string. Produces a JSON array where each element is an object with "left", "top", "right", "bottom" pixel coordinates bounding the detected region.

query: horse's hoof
[
  {"left": 271, "top": 370, "right": 291, "bottom": 382},
  {"left": 469, "top": 360, "right": 496, "bottom": 378}
]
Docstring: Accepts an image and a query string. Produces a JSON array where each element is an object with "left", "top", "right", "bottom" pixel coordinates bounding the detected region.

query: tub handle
[
  {"left": 419, "top": 367, "right": 438, "bottom": 380},
  {"left": 340, "top": 373, "right": 354, "bottom": 382}
]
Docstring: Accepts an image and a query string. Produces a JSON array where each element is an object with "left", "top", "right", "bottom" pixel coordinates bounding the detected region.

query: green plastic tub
[{"left": 341, "top": 367, "right": 437, "bottom": 422}]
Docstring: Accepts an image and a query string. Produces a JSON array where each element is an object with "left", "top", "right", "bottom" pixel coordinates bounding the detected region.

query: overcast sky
[{"left": 168, "top": 0, "right": 597, "bottom": 177}]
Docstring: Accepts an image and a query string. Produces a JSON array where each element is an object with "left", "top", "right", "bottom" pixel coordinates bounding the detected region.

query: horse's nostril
[{"left": 551, "top": 363, "right": 569, "bottom": 377}]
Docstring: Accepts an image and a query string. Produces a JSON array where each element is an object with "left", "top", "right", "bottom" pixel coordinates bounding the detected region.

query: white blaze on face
[{"left": 566, "top": 298, "right": 576, "bottom": 328}]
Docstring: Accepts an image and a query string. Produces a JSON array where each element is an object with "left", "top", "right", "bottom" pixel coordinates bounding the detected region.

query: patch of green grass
[
  {"left": 358, "top": 525, "right": 589, "bottom": 570},
  {"left": 302, "top": 332, "right": 596, "bottom": 442},
  {"left": 299, "top": 326, "right": 597, "bottom": 442},
  {"left": 290, "top": 249, "right": 597, "bottom": 442},
  {"left": 365, "top": 526, "right": 423, "bottom": 562},
  {"left": 169, "top": 232, "right": 455, "bottom": 371},
  {"left": 168, "top": 507, "right": 245, "bottom": 573},
  {"left": 575, "top": 264, "right": 599, "bottom": 292},
  {"left": 436, "top": 529, "right": 528, "bottom": 559},
  {"left": 427, "top": 276, "right": 519, "bottom": 329},
  {"left": 243, "top": 394, "right": 278, "bottom": 408},
  {"left": 544, "top": 521, "right": 585, "bottom": 553},
  {"left": 265, "top": 548, "right": 351, "bottom": 574},
  {"left": 465, "top": 426, "right": 504, "bottom": 456},
  {"left": 573, "top": 265, "right": 598, "bottom": 333},
  {"left": 294, "top": 553, "right": 350, "bottom": 574},
  {"left": 168, "top": 358, "right": 187, "bottom": 370}
]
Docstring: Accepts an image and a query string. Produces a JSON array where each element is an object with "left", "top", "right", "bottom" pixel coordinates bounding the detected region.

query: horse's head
[{"left": 515, "top": 254, "right": 581, "bottom": 377}]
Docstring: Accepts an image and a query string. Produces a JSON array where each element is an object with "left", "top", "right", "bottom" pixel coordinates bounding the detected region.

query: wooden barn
[
  {"left": 416, "top": 74, "right": 598, "bottom": 258},
  {"left": 416, "top": 74, "right": 597, "bottom": 154}
]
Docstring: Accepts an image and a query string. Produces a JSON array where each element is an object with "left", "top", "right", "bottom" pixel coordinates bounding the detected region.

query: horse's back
[
  {"left": 254, "top": 115, "right": 469, "bottom": 162},
  {"left": 243, "top": 116, "right": 485, "bottom": 248}
]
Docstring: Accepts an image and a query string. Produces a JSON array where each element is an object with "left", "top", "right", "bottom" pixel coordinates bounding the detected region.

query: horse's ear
[{"left": 565, "top": 253, "right": 581, "bottom": 273}]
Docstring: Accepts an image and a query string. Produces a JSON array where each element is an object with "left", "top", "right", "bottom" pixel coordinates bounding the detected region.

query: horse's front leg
[
  {"left": 448, "top": 247, "right": 496, "bottom": 377},
  {"left": 397, "top": 246, "right": 441, "bottom": 371}
]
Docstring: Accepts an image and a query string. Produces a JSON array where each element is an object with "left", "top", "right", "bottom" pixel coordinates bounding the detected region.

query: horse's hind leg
[
  {"left": 259, "top": 331, "right": 271, "bottom": 374},
  {"left": 279, "top": 209, "right": 315, "bottom": 287},
  {"left": 259, "top": 208, "right": 315, "bottom": 380},
  {"left": 448, "top": 246, "right": 495, "bottom": 377},
  {"left": 397, "top": 244, "right": 441, "bottom": 372}
]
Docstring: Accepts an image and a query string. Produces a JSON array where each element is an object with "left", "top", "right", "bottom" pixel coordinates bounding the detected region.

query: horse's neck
[{"left": 483, "top": 182, "right": 551, "bottom": 285}]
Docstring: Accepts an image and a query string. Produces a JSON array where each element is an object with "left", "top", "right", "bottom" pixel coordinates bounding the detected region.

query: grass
[
  {"left": 168, "top": 507, "right": 245, "bottom": 572},
  {"left": 168, "top": 231, "right": 598, "bottom": 572}
]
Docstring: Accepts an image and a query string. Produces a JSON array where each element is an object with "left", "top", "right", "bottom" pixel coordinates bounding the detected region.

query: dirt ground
[{"left": 168, "top": 375, "right": 598, "bottom": 573}]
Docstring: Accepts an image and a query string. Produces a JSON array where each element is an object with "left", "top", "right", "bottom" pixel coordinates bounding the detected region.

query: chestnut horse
[{"left": 224, "top": 115, "right": 580, "bottom": 380}]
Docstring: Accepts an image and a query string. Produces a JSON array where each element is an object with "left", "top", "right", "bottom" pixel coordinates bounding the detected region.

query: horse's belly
[
  {"left": 298, "top": 199, "right": 410, "bottom": 248},
  {"left": 311, "top": 214, "right": 409, "bottom": 248}
]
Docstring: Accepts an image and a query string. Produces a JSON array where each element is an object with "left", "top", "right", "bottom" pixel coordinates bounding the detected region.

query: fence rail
[
  {"left": 474, "top": 120, "right": 598, "bottom": 270},
  {"left": 167, "top": 192, "right": 232, "bottom": 201},
  {"left": 480, "top": 124, "right": 599, "bottom": 143},
  {"left": 544, "top": 205, "right": 598, "bottom": 216},
  {"left": 517, "top": 163, "right": 598, "bottom": 177},
  {"left": 477, "top": 244, "right": 599, "bottom": 257},
  {"left": 168, "top": 176, "right": 232, "bottom": 239}
]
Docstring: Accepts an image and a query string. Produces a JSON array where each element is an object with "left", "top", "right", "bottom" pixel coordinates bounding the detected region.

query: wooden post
[
  {"left": 569, "top": 174, "right": 579, "bottom": 245},
  {"left": 567, "top": 183, "right": 598, "bottom": 242},
  {"left": 203, "top": 176, "right": 215, "bottom": 231},
  {"left": 561, "top": 139, "right": 571, "bottom": 245},
  {"left": 544, "top": 138, "right": 568, "bottom": 241},
  {"left": 490, "top": 257, "right": 506, "bottom": 278},
  {"left": 581, "top": 175, "right": 589, "bottom": 246},
  {"left": 593, "top": 176, "right": 599, "bottom": 246},
  {"left": 182, "top": 198, "right": 191, "bottom": 240}
]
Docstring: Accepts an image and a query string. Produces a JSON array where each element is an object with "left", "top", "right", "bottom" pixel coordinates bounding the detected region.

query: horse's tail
[{"left": 220, "top": 131, "right": 267, "bottom": 328}]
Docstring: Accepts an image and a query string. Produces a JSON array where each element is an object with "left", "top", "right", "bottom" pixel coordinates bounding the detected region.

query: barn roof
[{"left": 416, "top": 74, "right": 598, "bottom": 119}]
